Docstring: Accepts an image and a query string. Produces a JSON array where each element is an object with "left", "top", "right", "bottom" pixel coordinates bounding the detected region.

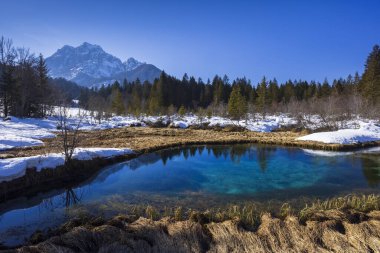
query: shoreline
[
  {"left": 1, "top": 127, "right": 380, "bottom": 251},
  {"left": 11, "top": 206, "right": 380, "bottom": 252},
  {"left": 1, "top": 127, "right": 380, "bottom": 204}
]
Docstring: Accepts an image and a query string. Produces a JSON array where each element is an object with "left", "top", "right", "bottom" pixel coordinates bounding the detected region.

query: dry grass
[
  {"left": 17, "top": 194, "right": 380, "bottom": 253},
  {"left": 299, "top": 194, "right": 380, "bottom": 222},
  {"left": 63, "top": 194, "right": 380, "bottom": 231},
  {"left": 2, "top": 127, "right": 378, "bottom": 159}
]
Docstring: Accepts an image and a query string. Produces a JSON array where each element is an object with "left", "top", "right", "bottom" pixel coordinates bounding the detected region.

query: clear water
[{"left": 1, "top": 144, "right": 380, "bottom": 247}]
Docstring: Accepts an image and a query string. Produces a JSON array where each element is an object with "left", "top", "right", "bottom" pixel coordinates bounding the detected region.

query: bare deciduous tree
[
  {"left": 88, "top": 95, "right": 107, "bottom": 124},
  {"left": 0, "top": 37, "right": 17, "bottom": 117},
  {"left": 58, "top": 105, "right": 84, "bottom": 165}
]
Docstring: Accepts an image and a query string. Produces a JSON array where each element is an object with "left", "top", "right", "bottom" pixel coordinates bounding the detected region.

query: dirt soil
[{"left": 13, "top": 210, "right": 380, "bottom": 253}]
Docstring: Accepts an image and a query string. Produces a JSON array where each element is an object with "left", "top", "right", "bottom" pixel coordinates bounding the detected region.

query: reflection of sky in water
[{"left": 1, "top": 144, "right": 380, "bottom": 247}]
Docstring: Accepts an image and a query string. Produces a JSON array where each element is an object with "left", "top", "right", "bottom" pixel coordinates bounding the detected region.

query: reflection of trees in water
[
  {"left": 197, "top": 146, "right": 205, "bottom": 155},
  {"left": 38, "top": 188, "right": 83, "bottom": 211},
  {"left": 207, "top": 146, "right": 230, "bottom": 158},
  {"left": 205, "top": 144, "right": 277, "bottom": 169},
  {"left": 63, "top": 188, "right": 83, "bottom": 208},
  {"left": 133, "top": 144, "right": 280, "bottom": 173},
  {"left": 257, "top": 146, "right": 277, "bottom": 172},
  {"left": 162, "top": 155, "right": 169, "bottom": 165},
  {"left": 160, "top": 149, "right": 182, "bottom": 165},
  {"left": 160, "top": 145, "right": 279, "bottom": 172},
  {"left": 209, "top": 146, "right": 228, "bottom": 159},
  {"left": 183, "top": 148, "right": 189, "bottom": 160},
  {"left": 32, "top": 188, "right": 84, "bottom": 216},
  {"left": 189, "top": 146, "right": 197, "bottom": 157},
  {"left": 360, "top": 157, "right": 380, "bottom": 187},
  {"left": 229, "top": 145, "right": 251, "bottom": 163}
]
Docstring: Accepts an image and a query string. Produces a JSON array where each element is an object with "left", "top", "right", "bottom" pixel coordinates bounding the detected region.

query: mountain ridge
[{"left": 46, "top": 42, "right": 161, "bottom": 87}]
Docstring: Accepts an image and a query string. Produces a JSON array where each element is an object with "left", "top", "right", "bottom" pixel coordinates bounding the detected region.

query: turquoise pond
[{"left": 1, "top": 144, "right": 380, "bottom": 246}]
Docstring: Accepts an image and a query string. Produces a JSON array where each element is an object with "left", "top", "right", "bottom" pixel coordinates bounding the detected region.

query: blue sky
[{"left": 1, "top": 0, "right": 379, "bottom": 83}]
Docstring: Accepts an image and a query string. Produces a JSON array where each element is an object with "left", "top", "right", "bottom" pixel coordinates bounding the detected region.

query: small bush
[
  {"left": 145, "top": 205, "right": 158, "bottom": 220},
  {"left": 174, "top": 206, "right": 183, "bottom": 221}
]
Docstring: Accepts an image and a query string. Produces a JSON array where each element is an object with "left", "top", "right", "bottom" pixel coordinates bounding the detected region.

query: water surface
[{"left": 1, "top": 144, "right": 380, "bottom": 247}]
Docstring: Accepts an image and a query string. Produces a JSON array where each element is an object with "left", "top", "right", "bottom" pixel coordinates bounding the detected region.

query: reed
[
  {"left": 69, "top": 194, "right": 380, "bottom": 228},
  {"left": 299, "top": 194, "right": 380, "bottom": 221}
]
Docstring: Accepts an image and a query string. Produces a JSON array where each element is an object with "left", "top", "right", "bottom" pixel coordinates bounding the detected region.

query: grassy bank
[
  {"left": 11, "top": 194, "right": 380, "bottom": 252},
  {"left": 3, "top": 127, "right": 380, "bottom": 160},
  {"left": 63, "top": 194, "right": 380, "bottom": 229}
]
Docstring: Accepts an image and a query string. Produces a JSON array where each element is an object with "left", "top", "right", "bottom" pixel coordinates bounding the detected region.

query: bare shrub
[
  {"left": 88, "top": 95, "right": 107, "bottom": 124},
  {"left": 58, "top": 105, "right": 84, "bottom": 165}
]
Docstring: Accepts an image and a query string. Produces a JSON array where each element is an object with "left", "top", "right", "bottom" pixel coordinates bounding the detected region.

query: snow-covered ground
[
  {"left": 0, "top": 148, "right": 134, "bottom": 182},
  {"left": 1, "top": 107, "right": 380, "bottom": 151},
  {"left": 168, "top": 114, "right": 297, "bottom": 132},
  {"left": 0, "top": 117, "right": 56, "bottom": 150},
  {"left": 0, "top": 110, "right": 297, "bottom": 151},
  {"left": 297, "top": 122, "right": 380, "bottom": 144}
]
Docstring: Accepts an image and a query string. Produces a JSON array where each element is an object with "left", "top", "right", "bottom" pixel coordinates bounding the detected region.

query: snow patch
[
  {"left": 0, "top": 117, "right": 56, "bottom": 150},
  {"left": 297, "top": 122, "right": 380, "bottom": 144},
  {"left": 0, "top": 135, "right": 44, "bottom": 151},
  {"left": 0, "top": 148, "right": 134, "bottom": 182}
]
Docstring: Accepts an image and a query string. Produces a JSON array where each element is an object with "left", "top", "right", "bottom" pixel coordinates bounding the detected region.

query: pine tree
[
  {"left": 306, "top": 81, "right": 317, "bottom": 99},
  {"left": 332, "top": 79, "right": 344, "bottom": 95},
  {"left": 111, "top": 88, "right": 125, "bottom": 115},
  {"left": 354, "top": 72, "right": 361, "bottom": 86},
  {"left": 130, "top": 85, "right": 141, "bottom": 115},
  {"left": 228, "top": 85, "right": 247, "bottom": 120},
  {"left": 148, "top": 93, "right": 160, "bottom": 115},
  {"left": 37, "top": 54, "right": 48, "bottom": 86},
  {"left": 148, "top": 78, "right": 163, "bottom": 115},
  {"left": 36, "top": 54, "right": 49, "bottom": 116},
  {"left": 267, "top": 78, "right": 279, "bottom": 105},
  {"left": 212, "top": 75, "right": 224, "bottom": 105},
  {"left": 360, "top": 45, "right": 380, "bottom": 104},
  {"left": 256, "top": 77, "right": 267, "bottom": 117},
  {"left": 321, "top": 78, "right": 331, "bottom": 97},
  {"left": 282, "top": 80, "right": 295, "bottom": 103}
]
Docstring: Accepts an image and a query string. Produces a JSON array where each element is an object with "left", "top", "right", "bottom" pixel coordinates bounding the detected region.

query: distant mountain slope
[
  {"left": 126, "top": 64, "right": 162, "bottom": 83},
  {"left": 46, "top": 42, "right": 161, "bottom": 87},
  {"left": 124, "top": 57, "right": 143, "bottom": 71}
]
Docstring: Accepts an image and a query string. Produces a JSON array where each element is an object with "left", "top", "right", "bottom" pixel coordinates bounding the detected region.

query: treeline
[
  {"left": 0, "top": 37, "right": 51, "bottom": 117},
  {"left": 1, "top": 34, "right": 379, "bottom": 121},
  {"left": 79, "top": 45, "right": 380, "bottom": 120},
  {"left": 0, "top": 37, "right": 89, "bottom": 117},
  {"left": 79, "top": 73, "right": 356, "bottom": 115}
]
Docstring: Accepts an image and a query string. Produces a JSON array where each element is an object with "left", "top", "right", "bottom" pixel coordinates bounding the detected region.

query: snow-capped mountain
[
  {"left": 46, "top": 42, "right": 161, "bottom": 87},
  {"left": 124, "top": 57, "right": 144, "bottom": 71}
]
